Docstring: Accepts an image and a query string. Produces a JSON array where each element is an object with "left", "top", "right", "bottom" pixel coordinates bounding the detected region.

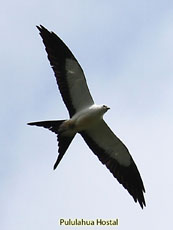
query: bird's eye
[{"left": 103, "top": 105, "right": 107, "bottom": 109}]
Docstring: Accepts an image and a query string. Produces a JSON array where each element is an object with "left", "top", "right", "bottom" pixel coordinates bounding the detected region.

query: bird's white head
[
  {"left": 89, "top": 104, "right": 110, "bottom": 118},
  {"left": 101, "top": 104, "right": 110, "bottom": 113}
]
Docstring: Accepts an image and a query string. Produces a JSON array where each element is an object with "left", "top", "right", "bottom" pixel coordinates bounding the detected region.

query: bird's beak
[{"left": 107, "top": 107, "right": 110, "bottom": 111}]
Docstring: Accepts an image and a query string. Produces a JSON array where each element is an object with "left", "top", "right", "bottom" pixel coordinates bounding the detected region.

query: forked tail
[{"left": 27, "top": 120, "right": 75, "bottom": 169}]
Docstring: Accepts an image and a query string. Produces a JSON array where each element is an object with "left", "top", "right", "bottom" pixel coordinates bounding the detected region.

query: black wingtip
[
  {"left": 36, "top": 24, "right": 43, "bottom": 29},
  {"left": 139, "top": 201, "right": 146, "bottom": 209},
  {"left": 136, "top": 190, "right": 146, "bottom": 209},
  {"left": 36, "top": 25, "right": 49, "bottom": 33},
  {"left": 36, "top": 25, "right": 41, "bottom": 32},
  {"left": 141, "top": 198, "right": 146, "bottom": 209},
  {"left": 132, "top": 186, "right": 146, "bottom": 209}
]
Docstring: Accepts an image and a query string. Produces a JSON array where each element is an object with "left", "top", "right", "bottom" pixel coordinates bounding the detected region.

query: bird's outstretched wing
[
  {"left": 80, "top": 120, "right": 146, "bottom": 208},
  {"left": 37, "top": 25, "right": 94, "bottom": 117}
]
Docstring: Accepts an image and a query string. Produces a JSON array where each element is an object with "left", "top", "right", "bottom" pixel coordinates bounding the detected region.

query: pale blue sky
[{"left": 1, "top": 0, "right": 173, "bottom": 229}]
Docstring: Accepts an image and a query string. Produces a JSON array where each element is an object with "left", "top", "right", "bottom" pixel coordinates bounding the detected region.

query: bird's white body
[
  {"left": 59, "top": 104, "right": 109, "bottom": 136},
  {"left": 69, "top": 105, "right": 109, "bottom": 130}
]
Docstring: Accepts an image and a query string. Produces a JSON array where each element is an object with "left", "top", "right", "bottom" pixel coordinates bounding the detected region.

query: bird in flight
[{"left": 28, "top": 25, "right": 146, "bottom": 208}]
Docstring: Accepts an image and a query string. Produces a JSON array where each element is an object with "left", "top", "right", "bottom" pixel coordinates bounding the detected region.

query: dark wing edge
[
  {"left": 36, "top": 25, "right": 77, "bottom": 117},
  {"left": 80, "top": 131, "right": 146, "bottom": 209}
]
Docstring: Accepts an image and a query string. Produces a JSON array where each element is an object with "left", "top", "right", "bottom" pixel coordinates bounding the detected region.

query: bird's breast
[{"left": 73, "top": 108, "right": 102, "bottom": 131}]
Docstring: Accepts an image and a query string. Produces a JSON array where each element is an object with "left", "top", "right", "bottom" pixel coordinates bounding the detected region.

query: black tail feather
[
  {"left": 28, "top": 120, "right": 75, "bottom": 168},
  {"left": 54, "top": 134, "right": 74, "bottom": 169},
  {"left": 27, "top": 120, "right": 65, "bottom": 134}
]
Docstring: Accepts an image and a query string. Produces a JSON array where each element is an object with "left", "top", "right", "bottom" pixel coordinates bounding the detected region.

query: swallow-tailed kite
[{"left": 28, "top": 25, "right": 146, "bottom": 208}]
